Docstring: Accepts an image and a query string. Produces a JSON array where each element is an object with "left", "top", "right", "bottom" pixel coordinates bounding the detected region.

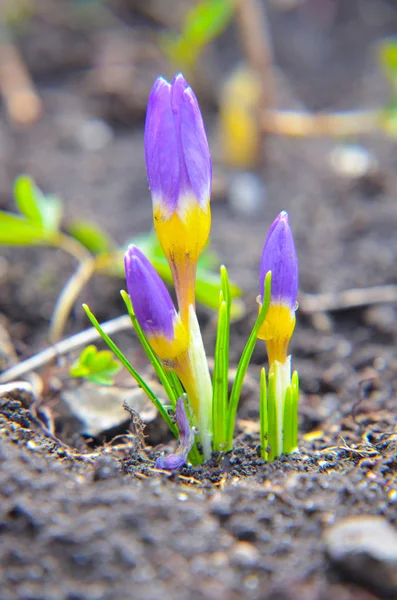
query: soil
[{"left": 0, "top": 1, "right": 397, "bottom": 599}]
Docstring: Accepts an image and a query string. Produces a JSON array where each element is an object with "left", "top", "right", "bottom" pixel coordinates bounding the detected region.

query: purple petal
[
  {"left": 180, "top": 85, "right": 212, "bottom": 206},
  {"left": 259, "top": 211, "right": 298, "bottom": 310},
  {"left": 155, "top": 453, "right": 187, "bottom": 471},
  {"left": 170, "top": 74, "right": 191, "bottom": 195},
  {"left": 144, "top": 73, "right": 211, "bottom": 215},
  {"left": 175, "top": 396, "right": 195, "bottom": 452},
  {"left": 124, "top": 245, "right": 176, "bottom": 340},
  {"left": 144, "top": 77, "right": 180, "bottom": 213},
  {"left": 154, "top": 397, "right": 195, "bottom": 472}
]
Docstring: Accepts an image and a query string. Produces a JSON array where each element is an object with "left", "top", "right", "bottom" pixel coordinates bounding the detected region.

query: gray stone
[
  {"left": 228, "top": 172, "right": 266, "bottom": 217},
  {"left": 59, "top": 382, "right": 159, "bottom": 437},
  {"left": 324, "top": 515, "right": 397, "bottom": 595}
]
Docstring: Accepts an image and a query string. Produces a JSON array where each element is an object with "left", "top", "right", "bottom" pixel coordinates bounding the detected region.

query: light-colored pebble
[{"left": 324, "top": 515, "right": 397, "bottom": 594}]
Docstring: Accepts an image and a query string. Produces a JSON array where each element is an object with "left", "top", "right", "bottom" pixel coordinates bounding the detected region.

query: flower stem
[{"left": 259, "top": 367, "right": 268, "bottom": 461}]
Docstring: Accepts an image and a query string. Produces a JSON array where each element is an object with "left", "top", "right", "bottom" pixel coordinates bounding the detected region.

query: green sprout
[
  {"left": 70, "top": 344, "right": 121, "bottom": 386},
  {"left": 162, "top": 0, "right": 234, "bottom": 71},
  {"left": 83, "top": 267, "right": 272, "bottom": 463}
]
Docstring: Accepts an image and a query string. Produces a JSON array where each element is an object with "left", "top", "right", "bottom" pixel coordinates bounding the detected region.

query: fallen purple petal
[{"left": 155, "top": 397, "right": 195, "bottom": 471}]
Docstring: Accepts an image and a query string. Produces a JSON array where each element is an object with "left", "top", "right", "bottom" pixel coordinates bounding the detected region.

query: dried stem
[
  {"left": 261, "top": 109, "right": 380, "bottom": 137},
  {"left": 233, "top": 2, "right": 381, "bottom": 139},
  {"left": 299, "top": 284, "right": 397, "bottom": 313},
  {"left": 234, "top": 0, "right": 276, "bottom": 110},
  {"left": 56, "top": 232, "right": 93, "bottom": 264},
  {"left": 0, "top": 315, "right": 131, "bottom": 384},
  {"left": 49, "top": 257, "right": 96, "bottom": 343},
  {"left": 0, "top": 28, "right": 42, "bottom": 126},
  {"left": 48, "top": 234, "right": 98, "bottom": 343}
]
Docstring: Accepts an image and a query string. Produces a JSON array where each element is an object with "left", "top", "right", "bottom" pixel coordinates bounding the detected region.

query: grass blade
[
  {"left": 225, "top": 271, "right": 272, "bottom": 450},
  {"left": 82, "top": 303, "right": 178, "bottom": 437},
  {"left": 260, "top": 367, "right": 268, "bottom": 460},
  {"left": 267, "top": 370, "right": 277, "bottom": 460},
  {"left": 291, "top": 370, "right": 300, "bottom": 451},
  {"left": 212, "top": 265, "right": 232, "bottom": 451},
  {"left": 120, "top": 291, "right": 203, "bottom": 465},
  {"left": 282, "top": 385, "right": 293, "bottom": 454},
  {"left": 212, "top": 298, "right": 228, "bottom": 451}
]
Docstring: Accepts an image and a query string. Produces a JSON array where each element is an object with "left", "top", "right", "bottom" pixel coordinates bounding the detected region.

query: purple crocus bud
[
  {"left": 258, "top": 211, "right": 298, "bottom": 364},
  {"left": 259, "top": 211, "right": 298, "bottom": 308},
  {"left": 144, "top": 74, "right": 212, "bottom": 324},
  {"left": 155, "top": 397, "right": 195, "bottom": 471},
  {"left": 145, "top": 73, "right": 211, "bottom": 218},
  {"left": 124, "top": 245, "right": 188, "bottom": 361}
]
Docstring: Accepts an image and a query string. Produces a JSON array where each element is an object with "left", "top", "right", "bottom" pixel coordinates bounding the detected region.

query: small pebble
[
  {"left": 324, "top": 515, "right": 397, "bottom": 595},
  {"left": 26, "top": 440, "right": 39, "bottom": 452},
  {"left": 228, "top": 172, "right": 266, "bottom": 217},
  {"left": 329, "top": 144, "right": 378, "bottom": 179},
  {"left": 59, "top": 383, "right": 158, "bottom": 438},
  {"left": 363, "top": 305, "right": 396, "bottom": 334},
  {"left": 77, "top": 119, "right": 113, "bottom": 151},
  {"left": 230, "top": 541, "right": 260, "bottom": 568}
]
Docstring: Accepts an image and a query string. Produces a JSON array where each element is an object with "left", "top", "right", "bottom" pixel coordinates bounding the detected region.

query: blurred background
[{"left": 1, "top": 0, "right": 397, "bottom": 354}]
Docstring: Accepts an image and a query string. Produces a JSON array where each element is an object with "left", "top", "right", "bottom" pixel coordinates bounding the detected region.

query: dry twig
[
  {"left": 0, "top": 29, "right": 42, "bottom": 126},
  {"left": 299, "top": 284, "right": 397, "bottom": 313},
  {"left": 0, "top": 314, "right": 131, "bottom": 384},
  {"left": 234, "top": 0, "right": 276, "bottom": 111},
  {"left": 261, "top": 109, "right": 380, "bottom": 138}
]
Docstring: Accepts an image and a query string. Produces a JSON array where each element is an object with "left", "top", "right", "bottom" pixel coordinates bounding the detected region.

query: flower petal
[
  {"left": 155, "top": 397, "right": 195, "bottom": 471},
  {"left": 124, "top": 245, "right": 176, "bottom": 341},
  {"left": 259, "top": 211, "right": 298, "bottom": 311},
  {"left": 180, "top": 85, "right": 212, "bottom": 207},
  {"left": 144, "top": 77, "right": 180, "bottom": 214}
]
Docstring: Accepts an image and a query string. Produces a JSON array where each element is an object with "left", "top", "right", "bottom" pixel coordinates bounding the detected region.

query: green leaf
[
  {"left": 282, "top": 385, "right": 293, "bottom": 455},
  {"left": 212, "top": 298, "right": 228, "bottom": 451},
  {"left": 379, "top": 38, "right": 397, "bottom": 91},
  {"left": 183, "top": 0, "right": 234, "bottom": 47},
  {"left": 86, "top": 373, "right": 117, "bottom": 386},
  {"left": 212, "top": 266, "right": 232, "bottom": 452},
  {"left": 67, "top": 220, "right": 115, "bottom": 255},
  {"left": 14, "top": 175, "right": 42, "bottom": 223},
  {"left": 267, "top": 370, "right": 277, "bottom": 461},
  {"left": 291, "top": 370, "right": 299, "bottom": 451},
  {"left": 195, "top": 275, "right": 244, "bottom": 319},
  {"left": 0, "top": 211, "right": 50, "bottom": 245},
  {"left": 78, "top": 344, "right": 97, "bottom": 366},
  {"left": 14, "top": 175, "right": 63, "bottom": 234},
  {"left": 259, "top": 367, "right": 268, "bottom": 461},
  {"left": 380, "top": 100, "right": 397, "bottom": 137},
  {"left": 163, "top": 0, "right": 234, "bottom": 68},
  {"left": 82, "top": 303, "right": 179, "bottom": 437},
  {"left": 70, "top": 344, "right": 121, "bottom": 386},
  {"left": 225, "top": 271, "right": 272, "bottom": 450}
]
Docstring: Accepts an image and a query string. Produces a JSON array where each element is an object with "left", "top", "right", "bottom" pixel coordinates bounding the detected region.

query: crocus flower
[
  {"left": 258, "top": 211, "right": 298, "bottom": 365},
  {"left": 155, "top": 397, "right": 195, "bottom": 471},
  {"left": 144, "top": 73, "right": 212, "bottom": 323},
  {"left": 124, "top": 245, "right": 188, "bottom": 361}
]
